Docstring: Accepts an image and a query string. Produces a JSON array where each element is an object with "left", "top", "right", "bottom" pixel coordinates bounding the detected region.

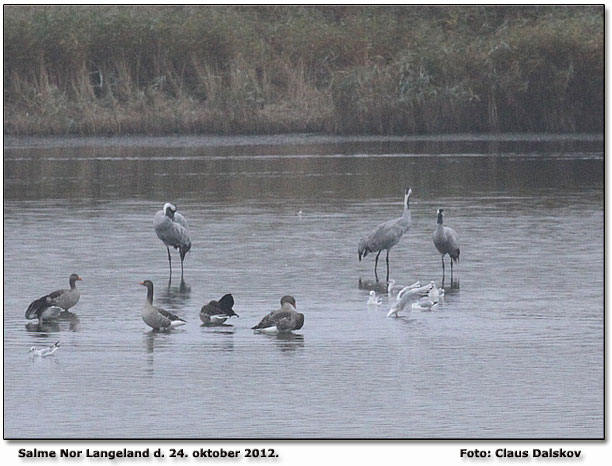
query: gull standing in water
[
  {"left": 29, "top": 341, "right": 60, "bottom": 357},
  {"left": 25, "top": 274, "right": 82, "bottom": 322},
  {"left": 367, "top": 290, "right": 383, "bottom": 306},
  {"left": 139, "top": 280, "right": 186, "bottom": 330},
  {"left": 200, "top": 294, "right": 239, "bottom": 325},
  {"left": 252, "top": 296, "right": 304, "bottom": 334},
  {"left": 358, "top": 188, "right": 412, "bottom": 283},
  {"left": 433, "top": 208, "right": 460, "bottom": 286},
  {"left": 154, "top": 202, "right": 192, "bottom": 280}
]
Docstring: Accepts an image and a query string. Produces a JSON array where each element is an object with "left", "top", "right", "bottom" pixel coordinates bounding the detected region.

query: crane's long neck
[{"left": 401, "top": 195, "right": 411, "bottom": 223}]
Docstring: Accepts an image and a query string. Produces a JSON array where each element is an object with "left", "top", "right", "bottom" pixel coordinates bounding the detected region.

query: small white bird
[
  {"left": 387, "top": 279, "right": 420, "bottom": 299},
  {"left": 367, "top": 290, "right": 383, "bottom": 306},
  {"left": 387, "top": 281, "right": 443, "bottom": 317},
  {"left": 29, "top": 341, "right": 60, "bottom": 357},
  {"left": 428, "top": 283, "right": 445, "bottom": 302},
  {"left": 412, "top": 296, "right": 439, "bottom": 311},
  {"left": 396, "top": 281, "right": 434, "bottom": 301}
]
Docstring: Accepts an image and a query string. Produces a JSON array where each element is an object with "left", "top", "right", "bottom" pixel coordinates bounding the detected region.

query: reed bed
[{"left": 3, "top": 5, "right": 603, "bottom": 135}]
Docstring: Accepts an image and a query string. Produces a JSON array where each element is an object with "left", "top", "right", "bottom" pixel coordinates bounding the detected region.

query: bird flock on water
[{"left": 23, "top": 188, "right": 459, "bottom": 354}]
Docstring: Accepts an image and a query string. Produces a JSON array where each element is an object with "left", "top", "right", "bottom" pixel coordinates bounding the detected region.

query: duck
[
  {"left": 139, "top": 280, "right": 186, "bottom": 330},
  {"left": 200, "top": 294, "right": 239, "bottom": 325},
  {"left": 25, "top": 274, "right": 82, "bottom": 322},
  {"left": 29, "top": 341, "right": 60, "bottom": 357},
  {"left": 252, "top": 296, "right": 304, "bottom": 334}
]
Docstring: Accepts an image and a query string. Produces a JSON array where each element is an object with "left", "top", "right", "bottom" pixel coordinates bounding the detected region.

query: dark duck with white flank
[
  {"left": 25, "top": 274, "right": 82, "bottom": 322},
  {"left": 200, "top": 294, "right": 239, "bottom": 325}
]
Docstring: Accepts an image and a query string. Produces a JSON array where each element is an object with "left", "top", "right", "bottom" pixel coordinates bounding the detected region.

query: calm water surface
[{"left": 3, "top": 134, "right": 603, "bottom": 438}]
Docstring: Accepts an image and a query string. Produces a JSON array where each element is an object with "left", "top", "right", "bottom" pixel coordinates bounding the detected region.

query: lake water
[{"left": 3, "top": 134, "right": 603, "bottom": 439}]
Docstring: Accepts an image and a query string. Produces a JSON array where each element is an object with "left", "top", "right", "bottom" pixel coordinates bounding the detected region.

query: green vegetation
[{"left": 3, "top": 5, "right": 603, "bottom": 136}]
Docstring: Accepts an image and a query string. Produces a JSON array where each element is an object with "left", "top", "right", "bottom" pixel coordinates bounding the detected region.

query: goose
[
  {"left": 25, "top": 274, "right": 82, "bottom": 322},
  {"left": 433, "top": 209, "right": 460, "bottom": 284},
  {"left": 358, "top": 188, "right": 412, "bottom": 282},
  {"left": 154, "top": 202, "right": 192, "bottom": 280},
  {"left": 367, "top": 290, "right": 383, "bottom": 306},
  {"left": 200, "top": 294, "right": 239, "bottom": 325},
  {"left": 252, "top": 296, "right": 304, "bottom": 334},
  {"left": 29, "top": 341, "right": 60, "bottom": 357},
  {"left": 139, "top": 280, "right": 186, "bottom": 330}
]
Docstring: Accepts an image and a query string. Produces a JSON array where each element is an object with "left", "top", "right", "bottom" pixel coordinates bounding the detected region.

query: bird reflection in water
[
  {"left": 58, "top": 310, "right": 81, "bottom": 331},
  {"left": 155, "top": 278, "right": 191, "bottom": 307},
  {"left": 201, "top": 324, "right": 236, "bottom": 333},
  {"left": 268, "top": 332, "right": 305, "bottom": 353},
  {"left": 25, "top": 311, "right": 81, "bottom": 333},
  {"left": 25, "top": 320, "right": 60, "bottom": 333},
  {"left": 358, "top": 278, "right": 387, "bottom": 294}
]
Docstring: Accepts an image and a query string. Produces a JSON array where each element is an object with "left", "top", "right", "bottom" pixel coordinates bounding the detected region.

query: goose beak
[
  {"left": 77, "top": 276, "right": 83, "bottom": 281},
  {"left": 138, "top": 281, "right": 145, "bottom": 286}
]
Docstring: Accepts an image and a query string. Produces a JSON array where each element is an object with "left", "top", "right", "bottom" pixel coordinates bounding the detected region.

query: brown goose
[
  {"left": 25, "top": 274, "right": 82, "bottom": 322},
  {"left": 200, "top": 294, "right": 239, "bottom": 325},
  {"left": 252, "top": 296, "right": 304, "bottom": 334},
  {"left": 139, "top": 280, "right": 186, "bottom": 330}
]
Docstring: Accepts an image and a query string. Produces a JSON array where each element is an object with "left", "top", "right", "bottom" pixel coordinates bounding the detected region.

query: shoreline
[{"left": 3, "top": 132, "right": 604, "bottom": 150}]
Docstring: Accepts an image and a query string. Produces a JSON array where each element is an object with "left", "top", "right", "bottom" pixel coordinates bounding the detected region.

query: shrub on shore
[{"left": 3, "top": 5, "right": 603, "bottom": 135}]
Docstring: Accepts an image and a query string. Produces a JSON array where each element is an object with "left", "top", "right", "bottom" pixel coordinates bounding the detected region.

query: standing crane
[
  {"left": 432, "top": 208, "right": 460, "bottom": 286},
  {"left": 154, "top": 202, "right": 191, "bottom": 280},
  {"left": 358, "top": 188, "right": 412, "bottom": 283}
]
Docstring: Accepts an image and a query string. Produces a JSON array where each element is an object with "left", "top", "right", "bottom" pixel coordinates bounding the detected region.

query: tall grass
[{"left": 3, "top": 5, "right": 603, "bottom": 135}]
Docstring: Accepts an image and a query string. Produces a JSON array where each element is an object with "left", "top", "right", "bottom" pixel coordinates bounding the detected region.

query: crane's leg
[
  {"left": 166, "top": 246, "right": 172, "bottom": 279},
  {"left": 374, "top": 251, "right": 382, "bottom": 282},
  {"left": 385, "top": 249, "right": 390, "bottom": 283},
  {"left": 450, "top": 259, "right": 454, "bottom": 285},
  {"left": 180, "top": 256, "right": 185, "bottom": 280},
  {"left": 441, "top": 255, "right": 445, "bottom": 287}
]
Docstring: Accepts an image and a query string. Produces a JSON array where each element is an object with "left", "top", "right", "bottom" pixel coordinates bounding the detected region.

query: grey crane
[
  {"left": 432, "top": 208, "right": 460, "bottom": 286},
  {"left": 358, "top": 188, "right": 412, "bottom": 283},
  {"left": 25, "top": 274, "right": 82, "bottom": 322},
  {"left": 154, "top": 202, "right": 192, "bottom": 280}
]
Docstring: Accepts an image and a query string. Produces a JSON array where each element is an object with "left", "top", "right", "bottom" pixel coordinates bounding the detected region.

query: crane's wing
[{"left": 173, "top": 212, "right": 189, "bottom": 229}]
